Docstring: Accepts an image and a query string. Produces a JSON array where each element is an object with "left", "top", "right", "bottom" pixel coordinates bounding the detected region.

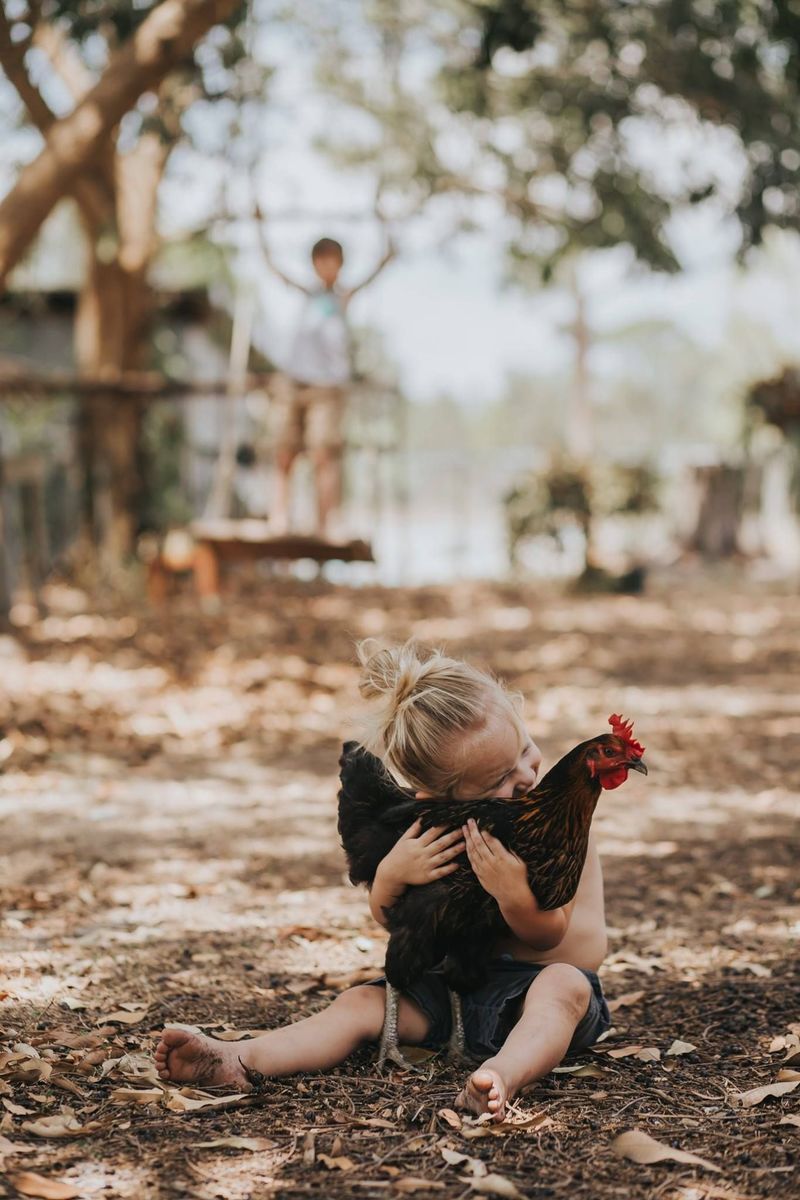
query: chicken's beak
[{"left": 627, "top": 758, "right": 648, "bottom": 775}]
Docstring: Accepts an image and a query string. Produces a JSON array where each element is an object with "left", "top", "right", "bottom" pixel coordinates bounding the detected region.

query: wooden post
[
  {"left": 193, "top": 540, "right": 220, "bottom": 602},
  {"left": 0, "top": 433, "right": 10, "bottom": 623},
  {"left": 204, "top": 287, "right": 255, "bottom": 519}
]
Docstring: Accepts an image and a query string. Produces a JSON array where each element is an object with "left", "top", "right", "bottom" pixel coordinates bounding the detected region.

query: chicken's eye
[{"left": 603, "top": 747, "right": 615, "bottom": 758}]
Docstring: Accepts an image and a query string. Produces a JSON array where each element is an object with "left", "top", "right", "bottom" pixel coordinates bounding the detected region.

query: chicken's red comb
[{"left": 608, "top": 714, "right": 645, "bottom": 758}]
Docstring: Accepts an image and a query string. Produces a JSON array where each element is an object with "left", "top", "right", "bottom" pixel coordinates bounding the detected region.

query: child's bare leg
[
  {"left": 457, "top": 964, "right": 591, "bottom": 1122},
  {"left": 155, "top": 985, "right": 429, "bottom": 1089},
  {"left": 271, "top": 449, "right": 296, "bottom": 533},
  {"left": 311, "top": 447, "right": 342, "bottom": 537}
]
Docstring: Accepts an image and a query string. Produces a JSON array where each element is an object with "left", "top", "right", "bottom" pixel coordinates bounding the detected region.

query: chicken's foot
[
  {"left": 446, "top": 989, "right": 467, "bottom": 1062},
  {"left": 377, "top": 983, "right": 420, "bottom": 1071}
]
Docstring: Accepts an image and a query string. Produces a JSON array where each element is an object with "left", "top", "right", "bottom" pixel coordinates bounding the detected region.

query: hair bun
[{"left": 357, "top": 640, "right": 430, "bottom": 704}]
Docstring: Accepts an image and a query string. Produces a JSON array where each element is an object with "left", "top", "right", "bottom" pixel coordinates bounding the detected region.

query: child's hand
[
  {"left": 462, "top": 818, "right": 531, "bottom": 907},
  {"left": 379, "top": 819, "right": 466, "bottom": 888}
]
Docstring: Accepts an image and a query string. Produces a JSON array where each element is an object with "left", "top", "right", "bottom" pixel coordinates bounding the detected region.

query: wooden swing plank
[{"left": 147, "top": 520, "right": 374, "bottom": 602}]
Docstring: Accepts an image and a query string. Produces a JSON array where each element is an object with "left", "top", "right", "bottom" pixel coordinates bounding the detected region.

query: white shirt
[{"left": 286, "top": 288, "right": 351, "bottom": 387}]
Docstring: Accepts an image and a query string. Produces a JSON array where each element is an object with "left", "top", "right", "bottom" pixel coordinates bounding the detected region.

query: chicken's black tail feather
[{"left": 338, "top": 741, "right": 417, "bottom": 886}]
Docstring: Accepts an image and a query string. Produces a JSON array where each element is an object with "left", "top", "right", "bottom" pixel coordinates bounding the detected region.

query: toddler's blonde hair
[{"left": 357, "top": 639, "right": 524, "bottom": 795}]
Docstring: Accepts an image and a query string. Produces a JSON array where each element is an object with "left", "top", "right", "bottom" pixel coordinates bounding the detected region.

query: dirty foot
[
  {"left": 155, "top": 1027, "right": 251, "bottom": 1090},
  {"left": 456, "top": 1066, "right": 510, "bottom": 1122}
]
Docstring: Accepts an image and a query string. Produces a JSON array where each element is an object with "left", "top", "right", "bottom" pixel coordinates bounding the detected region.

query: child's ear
[{"left": 415, "top": 791, "right": 433, "bottom": 800}]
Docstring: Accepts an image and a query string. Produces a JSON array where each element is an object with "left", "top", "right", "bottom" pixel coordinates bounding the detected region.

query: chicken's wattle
[{"left": 598, "top": 766, "right": 631, "bottom": 790}]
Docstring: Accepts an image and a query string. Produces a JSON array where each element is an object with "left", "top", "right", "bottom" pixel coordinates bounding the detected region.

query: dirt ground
[{"left": 1, "top": 575, "right": 798, "bottom": 1200}]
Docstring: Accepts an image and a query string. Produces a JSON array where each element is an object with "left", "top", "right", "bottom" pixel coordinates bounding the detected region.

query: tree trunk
[
  {"left": 74, "top": 248, "right": 156, "bottom": 564},
  {"left": 0, "top": 433, "right": 10, "bottom": 622},
  {"left": 567, "top": 272, "right": 593, "bottom": 462},
  {"left": 689, "top": 465, "right": 745, "bottom": 558},
  {"left": 72, "top": 126, "right": 168, "bottom": 564},
  {"left": 0, "top": 0, "right": 240, "bottom": 286}
]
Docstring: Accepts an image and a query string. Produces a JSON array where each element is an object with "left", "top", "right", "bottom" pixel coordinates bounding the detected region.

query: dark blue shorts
[{"left": 367, "top": 957, "right": 610, "bottom": 1059}]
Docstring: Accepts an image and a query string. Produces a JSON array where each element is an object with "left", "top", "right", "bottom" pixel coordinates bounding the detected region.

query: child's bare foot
[
  {"left": 455, "top": 1065, "right": 510, "bottom": 1122},
  {"left": 155, "top": 1028, "right": 251, "bottom": 1090}
]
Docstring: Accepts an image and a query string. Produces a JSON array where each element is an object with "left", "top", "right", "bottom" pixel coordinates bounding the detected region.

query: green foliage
[
  {"left": 504, "top": 458, "right": 660, "bottom": 565},
  {"left": 139, "top": 402, "right": 193, "bottom": 532},
  {"left": 747, "top": 366, "right": 800, "bottom": 510},
  {"left": 749, "top": 367, "right": 800, "bottom": 436},
  {"left": 310, "top": 0, "right": 800, "bottom": 278},
  {"left": 464, "top": 0, "right": 800, "bottom": 263},
  {"left": 46, "top": 0, "right": 158, "bottom": 43}
]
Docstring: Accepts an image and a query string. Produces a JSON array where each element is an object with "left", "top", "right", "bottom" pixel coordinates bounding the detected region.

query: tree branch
[
  {"left": 0, "top": 0, "right": 241, "bottom": 289},
  {"left": 0, "top": 6, "right": 57, "bottom": 130},
  {"left": 0, "top": 6, "right": 115, "bottom": 232},
  {"left": 33, "top": 21, "right": 96, "bottom": 104}
]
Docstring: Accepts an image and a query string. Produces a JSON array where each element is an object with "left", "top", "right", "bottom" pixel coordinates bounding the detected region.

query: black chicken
[{"left": 338, "top": 715, "right": 647, "bottom": 1065}]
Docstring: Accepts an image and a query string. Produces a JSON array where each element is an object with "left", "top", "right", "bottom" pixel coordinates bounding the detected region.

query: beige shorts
[{"left": 270, "top": 374, "right": 346, "bottom": 455}]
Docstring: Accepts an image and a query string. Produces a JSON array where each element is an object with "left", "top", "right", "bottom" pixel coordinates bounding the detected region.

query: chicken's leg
[
  {"left": 377, "top": 983, "right": 419, "bottom": 1070},
  {"left": 446, "top": 989, "right": 466, "bottom": 1062}
]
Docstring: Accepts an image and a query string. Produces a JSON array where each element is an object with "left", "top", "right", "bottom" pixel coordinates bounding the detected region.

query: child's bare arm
[
  {"left": 343, "top": 235, "right": 396, "bottom": 308},
  {"left": 254, "top": 210, "right": 310, "bottom": 294},
  {"left": 462, "top": 819, "right": 575, "bottom": 951},
  {"left": 500, "top": 892, "right": 577, "bottom": 950},
  {"left": 368, "top": 820, "right": 465, "bottom": 928}
]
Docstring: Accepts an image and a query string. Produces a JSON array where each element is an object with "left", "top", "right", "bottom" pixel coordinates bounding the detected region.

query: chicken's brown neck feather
[{"left": 519, "top": 740, "right": 602, "bottom": 837}]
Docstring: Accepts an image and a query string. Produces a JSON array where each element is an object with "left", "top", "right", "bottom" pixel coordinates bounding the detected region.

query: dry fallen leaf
[
  {"left": 317, "top": 1153, "right": 355, "bottom": 1171},
  {"left": 6, "top": 1170, "right": 81, "bottom": 1199},
  {"left": 730, "top": 961, "right": 771, "bottom": 979},
  {"left": 734, "top": 1080, "right": 799, "bottom": 1107},
  {"left": 776, "top": 1068, "right": 800, "bottom": 1082},
  {"left": 441, "top": 1147, "right": 469, "bottom": 1165},
  {"left": 13, "top": 1044, "right": 40, "bottom": 1059},
  {"left": 109, "top": 1087, "right": 164, "bottom": 1105},
  {"left": 114, "top": 1052, "right": 162, "bottom": 1082},
  {"left": 607, "top": 990, "right": 645, "bottom": 1013},
  {"left": 3, "top": 1098, "right": 34, "bottom": 1115},
  {"left": 778, "top": 1115, "right": 800, "bottom": 1129},
  {"left": 163, "top": 1088, "right": 250, "bottom": 1113},
  {"left": 635, "top": 1047, "right": 661, "bottom": 1062},
  {"left": 612, "top": 1129, "right": 720, "bottom": 1172},
  {"left": 460, "top": 1112, "right": 553, "bottom": 1139},
  {"left": 22, "top": 1112, "right": 104, "bottom": 1138},
  {"left": 666, "top": 1040, "right": 697, "bottom": 1056},
  {"left": 97, "top": 1009, "right": 149, "bottom": 1025},
  {"left": 441, "top": 1147, "right": 487, "bottom": 1176},
  {"left": 284, "top": 979, "right": 320, "bottom": 996},
  {"left": 192, "top": 1136, "right": 274, "bottom": 1151},
  {"left": 277, "top": 923, "right": 331, "bottom": 941},
  {"left": 399, "top": 1045, "right": 437, "bottom": 1064},
  {"left": 394, "top": 1180, "right": 445, "bottom": 1194},
  {"left": 12, "top": 1058, "right": 53, "bottom": 1084},
  {"left": 464, "top": 1173, "right": 522, "bottom": 1198},
  {"left": 322, "top": 966, "right": 382, "bottom": 989},
  {"left": 213, "top": 1029, "right": 271, "bottom": 1041},
  {"left": 0, "top": 1134, "right": 34, "bottom": 1157},
  {"left": 551, "top": 1063, "right": 605, "bottom": 1077},
  {"left": 607, "top": 1044, "right": 659, "bottom": 1061},
  {"left": 438, "top": 1107, "right": 462, "bottom": 1129},
  {"left": 671, "top": 1186, "right": 755, "bottom": 1200}
]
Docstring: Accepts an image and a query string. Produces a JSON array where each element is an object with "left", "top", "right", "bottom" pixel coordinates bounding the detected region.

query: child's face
[
  {"left": 453, "top": 704, "right": 542, "bottom": 801},
  {"left": 313, "top": 252, "right": 343, "bottom": 287}
]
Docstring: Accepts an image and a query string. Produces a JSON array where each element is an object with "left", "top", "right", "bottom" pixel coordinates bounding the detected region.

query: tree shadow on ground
[{"left": 1, "top": 579, "right": 798, "bottom": 1199}]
